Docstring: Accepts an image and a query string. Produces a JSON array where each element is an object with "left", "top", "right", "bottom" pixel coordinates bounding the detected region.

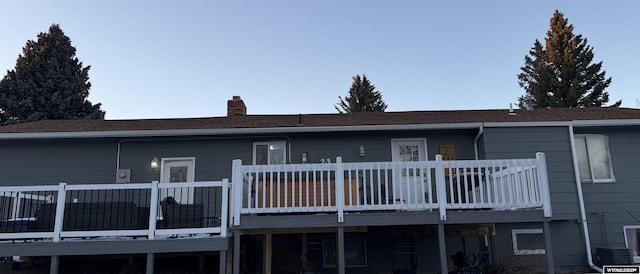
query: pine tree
[
  {"left": 335, "top": 74, "right": 387, "bottom": 113},
  {"left": 517, "top": 10, "right": 620, "bottom": 108},
  {"left": 0, "top": 24, "right": 104, "bottom": 125}
]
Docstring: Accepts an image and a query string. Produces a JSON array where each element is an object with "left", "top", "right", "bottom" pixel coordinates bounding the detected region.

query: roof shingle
[{"left": 1, "top": 108, "right": 639, "bottom": 134}]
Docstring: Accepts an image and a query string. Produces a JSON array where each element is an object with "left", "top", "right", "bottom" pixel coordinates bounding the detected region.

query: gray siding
[
  {"left": 1, "top": 129, "right": 479, "bottom": 186},
  {"left": 118, "top": 138, "right": 253, "bottom": 183},
  {"left": 575, "top": 126, "right": 640, "bottom": 251},
  {"left": 483, "top": 125, "right": 640, "bottom": 269},
  {"left": 491, "top": 221, "right": 588, "bottom": 271},
  {"left": 288, "top": 129, "right": 478, "bottom": 164},
  {"left": 0, "top": 139, "right": 118, "bottom": 186},
  {"left": 482, "top": 126, "right": 580, "bottom": 221},
  {"left": 480, "top": 126, "right": 589, "bottom": 271}
]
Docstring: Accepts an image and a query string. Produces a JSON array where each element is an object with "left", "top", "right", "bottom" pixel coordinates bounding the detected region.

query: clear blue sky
[{"left": 1, "top": 1, "right": 638, "bottom": 119}]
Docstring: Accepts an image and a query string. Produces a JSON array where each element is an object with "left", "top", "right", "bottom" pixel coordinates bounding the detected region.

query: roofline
[
  {"left": 1, "top": 119, "right": 639, "bottom": 140},
  {"left": 484, "top": 119, "right": 640, "bottom": 127},
  {"left": 570, "top": 119, "right": 640, "bottom": 127},
  {"left": 0, "top": 123, "right": 484, "bottom": 139}
]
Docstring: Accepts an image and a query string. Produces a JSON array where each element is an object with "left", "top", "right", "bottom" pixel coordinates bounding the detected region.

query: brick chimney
[{"left": 227, "top": 96, "right": 247, "bottom": 116}]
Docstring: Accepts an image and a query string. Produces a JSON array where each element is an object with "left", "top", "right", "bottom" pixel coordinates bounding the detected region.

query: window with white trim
[
  {"left": 253, "top": 141, "right": 286, "bottom": 165},
  {"left": 512, "top": 229, "right": 545, "bottom": 255},
  {"left": 624, "top": 225, "right": 640, "bottom": 263},
  {"left": 574, "top": 135, "right": 614, "bottom": 183}
]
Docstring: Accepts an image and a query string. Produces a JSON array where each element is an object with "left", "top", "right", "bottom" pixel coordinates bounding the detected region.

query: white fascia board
[
  {"left": 2, "top": 119, "right": 639, "bottom": 140},
  {"left": 570, "top": 119, "right": 640, "bottom": 127},
  {"left": 483, "top": 119, "right": 640, "bottom": 128},
  {"left": 0, "top": 122, "right": 484, "bottom": 140},
  {"left": 483, "top": 121, "right": 571, "bottom": 127}
]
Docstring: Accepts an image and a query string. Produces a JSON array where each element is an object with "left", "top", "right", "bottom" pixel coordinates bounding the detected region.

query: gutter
[
  {"left": 2, "top": 118, "right": 640, "bottom": 140},
  {"left": 483, "top": 119, "right": 640, "bottom": 128},
  {"left": 568, "top": 124, "right": 602, "bottom": 273},
  {"left": 0, "top": 122, "right": 485, "bottom": 140}
]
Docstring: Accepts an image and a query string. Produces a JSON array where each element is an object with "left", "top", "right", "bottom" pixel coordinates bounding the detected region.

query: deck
[
  {"left": 0, "top": 153, "right": 551, "bottom": 254},
  {"left": 231, "top": 153, "right": 552, "bottom": 225},
  {"left": 0, "top": 181, "right": 229, "bottom": 256}
]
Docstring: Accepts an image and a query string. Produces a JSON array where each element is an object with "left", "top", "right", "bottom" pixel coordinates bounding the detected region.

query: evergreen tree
[
  {"left": 0, "top": 24, "right": 104, "bottom": 125},
  {"left": 335, "top": 74, "right": 387, "bottom": 113},
  {"left": 517, "top": 10, "right": 620, "bottom": 108}
]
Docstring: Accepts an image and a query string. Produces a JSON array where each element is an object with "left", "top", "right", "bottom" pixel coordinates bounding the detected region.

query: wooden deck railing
[
  {"left": 0, "top": 180, "right": 228, "bottom": 242},
  {"left": 231, "top": 153, "right": 551, "bottom": 224}
]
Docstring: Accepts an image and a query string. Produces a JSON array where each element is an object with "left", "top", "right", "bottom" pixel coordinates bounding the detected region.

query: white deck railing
[
  {"left": 231, "top": 153, "right": 551, "bottom": 224},
  {"left": 0, "top": 180, "right": 228, "bottom": 242},
  {"left": 0, "top": 153, "right": 552, "bottom": 239}
]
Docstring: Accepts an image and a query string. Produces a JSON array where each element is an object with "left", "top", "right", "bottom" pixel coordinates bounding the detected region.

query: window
[
  {"left": 400, "top": 145, "right": 421, "bottom": 176},
  {"left": 624, "top": 226, "right": 640, "bottom": 263},
  {"left": 574, "top": 135, "right": 614, "bottom": 183},
  {"left": 399, "top": 144, "right": 421, "bottom": 161},
  {"left": 253, "top": 141, "right": 286, "bottom": 165},
  {"left": 512, "top": 229, "right": 545, "bottom": 255}
]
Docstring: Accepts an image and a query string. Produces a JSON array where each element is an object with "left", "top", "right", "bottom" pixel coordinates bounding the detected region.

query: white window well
[
  {"left": 574, "top": 134, "right": 615, "bottom": 183},
  {"left": 624, "top": 225, "right": 640, "bottom": 263},
  {"left": 253, "top": 141, "right": 286, "bottom": 165},
  {"left": 512, "top": 228, "right": 545, "bottom": 255}
]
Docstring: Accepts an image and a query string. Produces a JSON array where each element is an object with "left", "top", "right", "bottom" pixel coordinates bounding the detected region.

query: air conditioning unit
[{"left": 596, "top": 247, "right": 632, "bottom": 266}]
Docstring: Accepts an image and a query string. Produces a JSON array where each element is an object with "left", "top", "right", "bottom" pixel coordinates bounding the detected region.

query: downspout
[
  {"left": 473, "top": 125, "right": 484, "bottom": 160},
  {"left": 473, "top": 125, "right": 491, "bottom": 250},
  {"left": 568, "top": 125, "right": 602, "bottom": 273},
  {"left": 116, "top": 140, "right": 124, "bottom": 182}
]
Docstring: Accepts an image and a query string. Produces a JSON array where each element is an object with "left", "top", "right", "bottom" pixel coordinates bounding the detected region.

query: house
[{"left": 0, "top": 96, "right": 639, "bottom": 274}]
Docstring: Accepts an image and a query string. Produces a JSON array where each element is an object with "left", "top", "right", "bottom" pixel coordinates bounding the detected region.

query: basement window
[{"left": 512, "top": 229, "right": 545, "bottom": 255}]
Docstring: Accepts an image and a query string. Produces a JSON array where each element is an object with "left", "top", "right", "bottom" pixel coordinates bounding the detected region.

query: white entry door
[
  {"left": 160, "top": 158, "right": 195, "bottom": 204},
  {"left": 391, "top": 139, "right": 428, "bottom": 204}
]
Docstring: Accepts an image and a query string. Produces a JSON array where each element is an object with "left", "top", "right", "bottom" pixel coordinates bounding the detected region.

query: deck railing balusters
[{"left": 235, "top": 155, "right": 549, "bottom": 218}]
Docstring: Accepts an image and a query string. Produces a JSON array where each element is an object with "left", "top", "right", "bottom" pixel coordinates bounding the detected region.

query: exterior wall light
[
  {"left": 359, "top": 145, "right": 365, "bottom": 157},
  {"left": 151, "top": 157, "right": 159, "bottom": 169},
  {"left": 301, "top": 152, "right": 308, "bottom": 163}
]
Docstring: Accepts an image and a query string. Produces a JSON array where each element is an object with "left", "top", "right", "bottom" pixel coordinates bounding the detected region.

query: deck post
[
  {"left": 231, "top": 159, "right": 243, "bottom": 226},
  {"left": 148, "top": 181, "right": 159, "bottom": 240},
  {"left": 264, "top": 233, "right": 272, "bottom": 273},
  {"left": 53, "top": 183, "right": 67, "bottom": 242},
  {"left": 221, "top": 178, "right": 230, "bottom": 237},
  {"left": 218, "top": 251, "right": 227, "bottom": 274},
  {"left": 543, "top": 221, "right": 555, "bottom": 274},
  {"left": 435, "top": 155, "right": 447, "bottom": 221},
  {"left": 335, "top": 157, "right": 345, "bottom": 223},
  {"left": 438, "top": 223, "right": 448, "bottom": 274},
  {"left": 49, "top": 255, "right": 59, "bottom": 274},
  {"left": 536, "top": 152, "right": 552, "bottom": 217},
  {"left": 232, "top": 228, "right": 241, "bottom": 274},
  {"left": 337, "top": 226, "right": 346, "bottom": 274},
  {"left": 198, "top": 254, "right": 205, "bottom": 272},
  {"left": 219, "top": 251, "right": 227, "bottom": 274},
  {"left": 146, "top": 253, "right": 154, "bottom": 274}
]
